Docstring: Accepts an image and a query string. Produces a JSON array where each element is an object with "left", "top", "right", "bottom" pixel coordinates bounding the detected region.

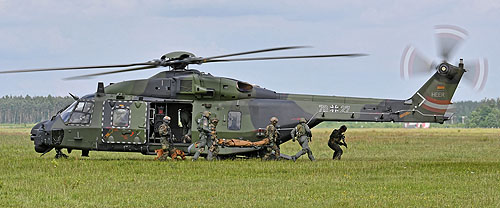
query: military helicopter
[{"left": 0, "top": 25, "right": 487, "bottom": 159}]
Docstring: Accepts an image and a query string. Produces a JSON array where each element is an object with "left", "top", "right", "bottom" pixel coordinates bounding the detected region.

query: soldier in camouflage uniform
[
  {"left": 192, "top": 111, "right": 211, "bottom": 161},
  {"left": 157, "top": 116, "right": 173, "bottom": 161},
  {"left": 328, "top": 125, "right": 347, "bottom": 160},
  {"left": 263, "top": 117, "right": 280, "bottom": 160},
  {"left": 291, "top": 118, "right": 315, "bottom": 162},
  {"left": 207, "top": 118, "right": 219, "bottom": 161}
]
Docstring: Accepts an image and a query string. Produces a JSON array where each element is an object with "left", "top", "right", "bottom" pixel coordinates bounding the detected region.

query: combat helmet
[
  {"left": 211, "top": 118, "right": 219, "bottom": 124},
  {"left": 163, "top": 116, "right": 171, "bottom": 123},
  {"left": 270, "top": 117, "right": 278, "bottom": 124},
  {"left": 202, "top": 111, "right": 211, "bottom": 117},
  {"left": 299, "top": 118, "right": 307, "bottom": 123},
  {"left": 340, "top": 125, "right": 347, "bottom": 132}
]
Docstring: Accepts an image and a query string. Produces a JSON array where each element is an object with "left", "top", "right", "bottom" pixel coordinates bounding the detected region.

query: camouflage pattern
[
  {"left": 291, "top": 121, "right": 315, "bottom": 161},
  {"left": 263, "top": 120, "right": 280, "bottom": 160},
  {"left": 158, "top": 122, "right": 173, "bottom": 151},
  {"left": 207, "top": 118, "right": 219, "bottom": 160},
  {"left": 30, "top": 61, "right": 467, "bottom": 158},
  {"left": 192, "top": 113, "right": 211, "bottom": 161}
]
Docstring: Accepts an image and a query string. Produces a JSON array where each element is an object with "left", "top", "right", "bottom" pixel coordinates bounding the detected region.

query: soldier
[
  {"left": 291, "top": 118, "right": 315, "bottom": 162},
  {"left": 207, "top": 118, "right": 219, "bottom": 161},
  {"left": 263, "top": 117, "right": 280, "bottom": 160},
  {"left": 157, "top": 116, "right": 173, "bottom": 161},
  {"left": 178, "top": 107, "right": 192, "bottom": 143},
  {"left": 192, "top": 111, "right": 211, "bottom": 161},
  {"left": 328, "top": 125, "right": 348, "bottom": 160}
]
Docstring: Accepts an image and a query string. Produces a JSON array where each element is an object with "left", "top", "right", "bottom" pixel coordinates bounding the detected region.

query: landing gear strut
[{"left": 55, "top": 148, "right": 68, "bottom": 159}]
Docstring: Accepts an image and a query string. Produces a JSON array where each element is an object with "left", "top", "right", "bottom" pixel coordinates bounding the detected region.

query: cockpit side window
[{"left": 66, "top": 101, "right": 94, "bottom": 125}]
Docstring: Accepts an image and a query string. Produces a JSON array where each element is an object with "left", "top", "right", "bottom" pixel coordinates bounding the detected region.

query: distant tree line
[
  {"left": 0, "top": 95, "right": 74, "bottom": 124},
  {"left": 463, "top": 98, "right": 500, "bottom": 128}
]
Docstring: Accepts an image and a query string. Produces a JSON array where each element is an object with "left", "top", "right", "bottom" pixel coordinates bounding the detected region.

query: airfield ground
[{"left": 0, "top": 126, "right": 499, "bottom": 207}]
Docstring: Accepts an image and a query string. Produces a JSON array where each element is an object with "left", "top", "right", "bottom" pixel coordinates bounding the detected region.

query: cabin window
[
  {"left": 180, "top": 80, "right": 192, "bottom": 92},
  {"left": 67, "top": 101, "right": 94, "bottom": 125},
  {"left": 112, "top": 108, "right": 130, "bottom": 127},
  {"left": 227, "top": 111, "right": 242, "bottom": 130}
]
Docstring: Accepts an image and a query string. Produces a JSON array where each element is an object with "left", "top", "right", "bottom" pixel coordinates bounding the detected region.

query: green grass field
[{"left": 1, "top": 126, "right": 499, "bottom": 207}]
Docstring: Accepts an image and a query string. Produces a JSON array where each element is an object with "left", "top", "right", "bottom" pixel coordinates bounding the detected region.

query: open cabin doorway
[{"left": 148, "top": 102, "right": 192, "bottom": 145}]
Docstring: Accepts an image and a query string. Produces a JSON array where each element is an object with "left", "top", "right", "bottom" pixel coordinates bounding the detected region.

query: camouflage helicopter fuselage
[{"left": 31, "top": 62, "right": 464, "bottom": 157}]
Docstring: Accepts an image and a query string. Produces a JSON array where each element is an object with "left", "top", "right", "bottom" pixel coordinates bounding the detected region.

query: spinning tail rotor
[{"left": 400, "top": 25, "right": 488, "bottom": 91}]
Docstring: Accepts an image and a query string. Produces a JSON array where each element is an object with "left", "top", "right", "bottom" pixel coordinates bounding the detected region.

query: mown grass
[{"left": 0, "top": 127, "right": 499, "bottom": 207}]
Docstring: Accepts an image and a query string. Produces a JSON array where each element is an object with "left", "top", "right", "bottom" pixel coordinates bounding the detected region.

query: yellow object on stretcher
[{"left": 217, "top": 138, "right": 269, "bottom": 147}]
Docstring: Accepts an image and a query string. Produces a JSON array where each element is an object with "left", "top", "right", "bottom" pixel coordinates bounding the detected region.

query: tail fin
[{"left": 408, "top": 62, "right": 465, "bottom": 119}]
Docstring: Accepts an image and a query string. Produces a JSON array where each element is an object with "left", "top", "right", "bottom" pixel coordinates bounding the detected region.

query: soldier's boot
[
  {"left": 274, "top": 150, "right": 281, "bottom": 161},
  {"left": 192, "top": 151, "right": 201, "bottom": 161},
  {"left": 307, "top": 150, "right": 315, "bottom": 161},
  {"left": 262, "top": 153, "right": 272, "bottom": 161},
  {"left": 55, "top": 148, "right": 68, "bottom": 159}
]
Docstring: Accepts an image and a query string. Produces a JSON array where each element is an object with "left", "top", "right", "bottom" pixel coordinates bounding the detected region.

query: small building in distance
[{"left": 404, "top": 123, "right": 430, "bottom": 128}]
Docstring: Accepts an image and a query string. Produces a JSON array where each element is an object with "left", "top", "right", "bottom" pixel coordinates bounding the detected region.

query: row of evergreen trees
[
  {"left": 0, "top": 95, "right": 74, "bottom": 124},
  {"left": 0, "top": 95, "right": 498, "bottom": 127}
]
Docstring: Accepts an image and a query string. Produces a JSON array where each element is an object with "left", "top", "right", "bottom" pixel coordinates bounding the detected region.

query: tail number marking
[{"left": 319, "top": 105, "right": 351, "bottom": 113}]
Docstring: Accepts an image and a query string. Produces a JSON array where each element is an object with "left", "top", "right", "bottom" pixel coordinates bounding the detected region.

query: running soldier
[
  {"left": 290, "top": 118, "right": 315, "bottom": 161},
  {"left": 328, "top": 125, "right": 348, "bottom": 160},
  {"left": 192, "top": 111, "right": 211, "bottom": 161}
]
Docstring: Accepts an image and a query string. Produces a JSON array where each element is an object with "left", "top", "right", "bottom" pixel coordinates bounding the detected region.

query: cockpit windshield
[
  {"left": 60, "top": 101, "right": 77, "bottom": 122},
  {"left": 60, "top": 100, "right": 94, "bottom": 125}
]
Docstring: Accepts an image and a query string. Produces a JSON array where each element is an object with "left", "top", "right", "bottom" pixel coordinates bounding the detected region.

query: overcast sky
[{"left": 0, "top": 0, "right": 498, "bottom": 101}]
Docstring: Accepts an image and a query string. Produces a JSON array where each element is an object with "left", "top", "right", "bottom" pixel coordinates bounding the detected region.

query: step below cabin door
[{"left": 101, "top": 100, "right": 148, "bottom": 145}]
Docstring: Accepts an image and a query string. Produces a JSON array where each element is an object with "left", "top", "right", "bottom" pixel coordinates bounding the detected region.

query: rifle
[{"left": 341, "top": 135, "right": 348, "bottom": 148}]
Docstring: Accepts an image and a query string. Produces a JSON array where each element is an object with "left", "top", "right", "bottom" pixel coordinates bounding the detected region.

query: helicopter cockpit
[{"left": 60, "top": 100, "right": 95, "bottom": 125}]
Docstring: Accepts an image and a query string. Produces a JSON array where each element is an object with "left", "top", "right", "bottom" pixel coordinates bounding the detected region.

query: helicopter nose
[{"left": 31, "top": 120, "right": 54, "bottom": 153}]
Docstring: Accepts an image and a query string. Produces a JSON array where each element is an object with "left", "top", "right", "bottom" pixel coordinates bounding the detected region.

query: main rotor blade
[
  {"left": 400, "top": 45, "right": 434, "bottom": 80},
  {"left": 463, "top": 58, "right": 488, "bottom": 91},
  {"left": 0, "top": 62, "right": 155, "bottom": 74},
  {"left": 203, "top": 53, "right": 367, "bottom": 63},
  {"left": 201, "top": 46, "right": 310, "bottom": 61},
  {"left": 435, "top": 25, "right": 468, "bottom": 61},
  {"left": 64, "top": 65, "right": 158, "bottom": 80}
]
